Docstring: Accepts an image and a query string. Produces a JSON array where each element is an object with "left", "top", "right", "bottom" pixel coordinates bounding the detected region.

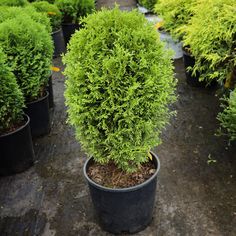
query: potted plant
[
  {"left": 0, "top": 5, "right": 52, "bottom": 33},
  {"left": 64, "top": 7, "right": 176, "bottom": 234},
  {"left": 0, "top": 6, "right": 55, "bottom": 109},
  {"left": 0, "top": 14, "right": 53, "bottom": 137},
  {"left": 154, "top": 0, "right": 205, "bottom": 86},
  {"left": 31, "top": 1, "right": 65, "bottom": 57},
  {"left": 182, "top": 0, "right": 236, "bottom": 87},
  {"left": 55, "top": 0, "right": 95, "bottom": 45},
  {"left": 0, "top": 6, "right": 55, "bottom": 108},
  {"left": 217, "top": 88, "right": 236, "bottom": 144},
  {"left": 0, "top": 0, "right": 28, "bottom": 6},
  {"left": 154, "top": 0, "right": 194, "bottom": 41},
  {"left": 0, "top": 48, "right": 34, "bottom": 176}
]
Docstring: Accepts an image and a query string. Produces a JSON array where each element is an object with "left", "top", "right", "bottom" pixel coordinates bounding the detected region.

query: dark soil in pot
[
  {"left": 24, "top": 91, "right": 50, "bottom": 138},
  {"left": 88, "top": 159, "right": 156, "bottom": 188},
  {"left": 83, "top": 151, "right": 160, "bottom": 234},
  {"left": 62, "top": 23, "right": 80, "bottom": 46},
  {"left": 0, "top": 115, "right": 35, "bottom": 176},
  {"left": 52, "top": 28, "right": 65, "bottom": 58}
]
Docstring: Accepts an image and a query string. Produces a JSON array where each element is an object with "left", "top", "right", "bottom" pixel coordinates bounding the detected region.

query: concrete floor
[{"left": 0, "top": 1, "right": 236, "bottom": 235}]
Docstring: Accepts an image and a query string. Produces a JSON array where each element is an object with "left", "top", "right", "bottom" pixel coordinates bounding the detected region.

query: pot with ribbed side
[
  {"left": 25, "top": 91, "right": 50, "bottom": 138},
  {"left": 0, "top": 115, "right": 35, "bottom": 176},
  {"left": 83, "top": 151, "right": 160, "bottom": 234}
]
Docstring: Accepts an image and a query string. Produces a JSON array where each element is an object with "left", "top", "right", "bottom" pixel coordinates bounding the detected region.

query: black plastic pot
[
  {"left": 83, "top": 151, "right": 160, "bottom": 234},
  {"left": 0, "top": 115, "right": 34, "bottom": 176},
  {"left": 25, "top": 92, "right": 50, "bottom": 138},
  {"left": 62, "top": 23, "right": 80, "bottom": 46},
  {"left": 52, "top": 28, "right": 65, "bottom": 58},
  {"left": 182, "top": 49, "right": 206, "bottom": 87},
  {"left": 183, "top": 50, "right": 217, "bottom": 88},
  {"left": 47, "top": 74, "right": 54, "bottom": 108}
]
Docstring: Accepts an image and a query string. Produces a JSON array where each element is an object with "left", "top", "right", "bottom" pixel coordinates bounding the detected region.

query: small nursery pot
[
  {"left": 25, "top": 91, "right": 50, "bottom": 138},
  {"left": 52, "top": 28, "right": 65, "bottom": 58},
  {"left": 83, "top": 151, "right": 160, "bottom": 234},
  {"left": 0, "top": 115, "right": 35, "bottom": 176},
  {"left": 47, "top": 73, "right": 54, "bottom": 108},
  {"left": 62, "top": 23, "right": 80, "bottom": 46}
]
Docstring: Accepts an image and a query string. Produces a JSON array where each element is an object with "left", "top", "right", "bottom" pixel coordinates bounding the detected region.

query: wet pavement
[
  {"left": 96, "top": 0, "right": 137, "bottom": 10},
  {"left": 0, "top": 1, "right": 236, "bottom": 235}
]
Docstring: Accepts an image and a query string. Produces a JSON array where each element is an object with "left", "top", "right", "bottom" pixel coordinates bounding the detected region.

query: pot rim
[
  {"left": 26, "top": 91, "right": 49, "bottom": 106},
  {"left": 0, "top": 114, "right": 30, "bottom": 138},
  {"left": 51, "top": 28, "right": 62, "bottom": 35},
  {"left": 83, "top": 151, "right": 160, "bottom": 192}
]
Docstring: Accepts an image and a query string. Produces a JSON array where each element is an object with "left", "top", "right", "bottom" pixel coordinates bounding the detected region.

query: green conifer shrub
[
  {"left": 154, "top": 0, "right": 194, "bottom": 41},
  {"left": 29, "top": 0, "right": 55, "bottom": 3},
  {"left": 182, "top": 0, "right": 236, "bottom": 84},
  {"left": 0, "top": 48, "right": 24, "bottom": 135},
  {"left": 64, "top": 8, "right": 176, "bottom": 172},
  {"left": 0, "top": 0, "right": 28, "bottom": 6},
  {"left": 55, "top": 0, "right": 95, "bottom": 23},
  {"left": 217, "top": 89, "right": 236, "bottom": 142},
  {"left": 31, "top": 1, "right": 62, "bottom": 31},
  {"left": 0, "top": 6, "right": 52, "bottom": 33},
  {"left": 0, "top": 15, "right": 53, "bottom": 102}
]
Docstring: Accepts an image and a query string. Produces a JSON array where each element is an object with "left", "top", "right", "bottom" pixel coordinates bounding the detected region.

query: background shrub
[
  {"left": 64, "top": 8, "right": 176, "bottom": 172},
  {"left": 154, "top": 0, "right": 194, "bottom": 41},
  {"left": 182, "top": 0, "right": 236, "bottom": 84},
  {"left": 0, "top": 48, "right": 24, "bottom": 135},
  {"left": 0, "top": 6, "right": 52, "bottom": 33},
  {"left": 0, "top": 0, "right": 28, "bottom": 6},
  {"left": 217, "top": 89, "right": 236, "bottom": 143},
  {"left": 0, "top": 15, "right": 53, "bottom": 102},
  {"left": 138, "top": 0, "right": 157, "bottom": 11},
  {"left": 32, "top": 1, "right": 62, "bottom": 31},
  {"left": 29, "top": 0, "right": 55, "bottom": 3},
  {"left": 55, "top": 0, "right": 95, "bottom": 23}
]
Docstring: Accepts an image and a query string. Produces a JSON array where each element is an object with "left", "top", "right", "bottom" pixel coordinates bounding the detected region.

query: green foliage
[
  {"left": 0, "top": 6, "right": 52, "bottom": 33},
  {"left": 29, "top": 0, "right": 55, "bottom": 3},
  {"left": 64, "top": 8, "right": 176, "bottom": 172},
  {"left": 0, "top": 15, "right": 53, "bottom": 102},
  {"left": 154, "top": 0, "right": 194, "bottom": 40},
  {"left": 0, "top": 48, "right": 24, "bottom": 135},
  {"left": 182, "top": 0, "right": 236, "bottom": 83},
  {"left": 217, "top": 89, "right": 236, "bottom": 142},
  {"left": 55, "top": 0, "right": 95, "bottom": 23},
  {"left": 0, "top": 0, "right": 28, "bottom": 6},
  {"left": 139, "top": 0, "right": 157, "bottom": 11},
  {"left": 31, "top": 1, "right": 62, "bottom": 31}
]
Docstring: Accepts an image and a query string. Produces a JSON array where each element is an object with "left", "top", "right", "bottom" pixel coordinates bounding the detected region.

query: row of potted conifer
[
  {"left": 154, "top": 0, "right": 236, "bottom": 144},
  {"left": 0, "top": 0, "right": 96, "bottom": 174},
  {"left": 0, "top": 2, "right": 54, "bottom": 175}
]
